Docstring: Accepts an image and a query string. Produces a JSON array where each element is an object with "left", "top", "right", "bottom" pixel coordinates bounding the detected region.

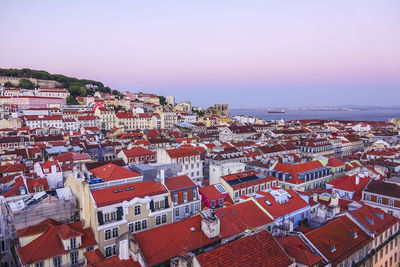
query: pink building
[{"left": 11, "top": 96, "right": 65, "bottom": 109}]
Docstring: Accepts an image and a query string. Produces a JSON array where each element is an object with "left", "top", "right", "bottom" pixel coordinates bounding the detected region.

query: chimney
[
  {"left": 200, "top": 210, "right": 220, "bottom": 238},
  {"left": 312, "top": 193, "right": 318, "bottom": 203},
  {"left": 119, "top": 239, "right": 129, "bottom": 261},
  {"left": 160, "top": 169, "right": 165, "bottom": 184}
]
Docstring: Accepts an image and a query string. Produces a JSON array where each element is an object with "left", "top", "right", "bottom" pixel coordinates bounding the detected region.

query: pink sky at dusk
[{"left": 1, "top": 0, "right": 399, "bottom": 107}]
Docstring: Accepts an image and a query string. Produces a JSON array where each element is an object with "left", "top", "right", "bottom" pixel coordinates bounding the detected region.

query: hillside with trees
[{"left": 0, "top": 68, "right": 114, "bottom": 99}]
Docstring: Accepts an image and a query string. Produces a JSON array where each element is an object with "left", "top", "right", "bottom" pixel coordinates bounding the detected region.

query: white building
[
  {"left": 33, "top": 161, "right": 63, "bottom": 189},
  {"left": 157, "top": 148, "right": 204, "bottom": 182},
  {"left": 25, "top": 115, "right": 64, "bottom": 129},
  {"left": 36, "top": 88, "right": 70, "bottom": 99},
  {"left": 166, "top": 96, "right": 175, "bottom": 106},
  {"left": 209, "top": 162, "right": 246, "bottom": 185}
]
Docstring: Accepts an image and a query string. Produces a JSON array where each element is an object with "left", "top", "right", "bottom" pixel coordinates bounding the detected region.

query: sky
[{"left": 1, "top": 0, "right": 400, "bottom": 108}]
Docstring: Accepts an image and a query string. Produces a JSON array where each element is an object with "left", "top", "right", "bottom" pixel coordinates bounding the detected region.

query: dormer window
[{"left": 70, "top": 237, "right": 77, "bottom": 249}]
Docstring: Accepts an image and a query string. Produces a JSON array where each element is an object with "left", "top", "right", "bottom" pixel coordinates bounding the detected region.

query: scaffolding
[{"left": 1, "top": 188, "right": 79, "bottom": 266}]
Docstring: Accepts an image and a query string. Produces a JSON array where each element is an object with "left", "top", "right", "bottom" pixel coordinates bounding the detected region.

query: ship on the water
[{"left": 268, "top": 109, "right": 285, "bottom": 113}]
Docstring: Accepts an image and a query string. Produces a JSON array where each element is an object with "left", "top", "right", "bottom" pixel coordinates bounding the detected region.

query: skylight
[
  {"left": 214, "top": 184, "right": 227, "bottom": 194},
  {"left": 265, "top": 200, "right": 272, "bottom": 206}
]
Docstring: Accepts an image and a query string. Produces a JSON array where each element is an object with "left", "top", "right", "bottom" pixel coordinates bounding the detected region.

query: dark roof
[
  {"left": 84, "top": 160, "right": 125, "bottom": 171},
  {"left": 226, "top": 174, "right": 260, "bottom": 186},
  {"left": 364, "top": 180, "right": 400, "bottom": 198}
]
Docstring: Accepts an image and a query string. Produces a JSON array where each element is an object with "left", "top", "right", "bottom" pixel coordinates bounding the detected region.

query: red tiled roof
[
  {"left": 85, "top": 249, "right": 140, "bottom": 267},
  {"left": 274, "top": 161, "right": 324, "bottom": 184},
  {"left": 350, "top": 205, "right": 399, "bottom": 236},
  {"left": 39, "top": 161, "right": 61, "bottom": 174},
  {"left": 199, "top": 184, "right": 226, "bottom": 201},
  {"left": 164, "top": 175, "right": 197, "bottom": 191},
  {"left": 53, "top": 152, "right": 91, "bottom": 163},
  {"left": 256, "top": 189, "right": 309, "bottom": 219},
  {"left": 121, "top": 147, "right": 155, "bottom": 158},
  {"left": 133, "top": 215, "right": 219, "bottom": 266},
  {"left": 89, "top": 163, "right": 140, "bottom": 181},
  {"left": 25, "top": 115, "right": 63, "bottom": 121},
  {"left": 133, "top": 139, "right": 151, "bottom": 146},
  {"left": 91, "top": 180, "right": 167, "bottom": 207},
  {"left": 216, "top": 200, "right": 274, "bottom": 238},
  {"left": 327, "top": 174, "right": 371, "bottom": 200},
  {"left": 16, "top": 220, "right": 96, "bottom": 265},
  {"left": 305, "top": 216, "right": 372, "bottom": 266},
  {"left": 166, "top": 147, "right": 200, "bottom": 158},
  {"left": 277, "top": 235, "right": 323, "bottom": 266},
  {"left": 327, "top": 157, "right": 345, "bottom": 167},
  {"left": 196, "top": 230, "right": 293, "bottom": 267}
]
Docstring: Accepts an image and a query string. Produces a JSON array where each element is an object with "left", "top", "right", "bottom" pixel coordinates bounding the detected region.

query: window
[
  {"left": 105, "top": 245, "right": 116, "bottom": 257},
  {"left": 234, "top": 191, "right": 239, "bottom": 198},
  {"left": 389, "top": 199, "right": 394, "bottom": 207},
  {"left": 129, "top": 223, "right": 134, "bottom": 233},
  {"left": 183, "top": 191, "right": 188, "bottom": 202},
  {"left": 86, "top": 246, "right": 94, "bottom": 252},
  {"left": 134, "top": 205, "right": 141, "bottom": 215},
  {"left": 378, "top": 197, "right": 382, "bottom": 204},
  {"left": 155, "top": 201, "right": 160, "bottom": 210},
  {"left": 70, "top": 237, "right": 77, "bottom": 249},
  {"left": 185, "top": 205, "right": 189, "bottom": 214},
  {"left": 35, "top": 262, "right": 44, "bottom": 267},
  {"left": 142, "top": 220, "right": 147, "bottom": 230},
  {"left": 135, "top": 221, "right": 141, "bottom": 232},
  {"left": 112, "top": 227, "right": 118, "bottom": 238},
  {"left": 248, "top": 187, "right": 252, "bottom": 194},
  {"left": 193, "top": 188, "right": 197, "bottom": 199},
  {"left": 365, "top": 194, "right": 371, "bottom": 201},
  {"left": 70, "top": 251, "right": 78, "bottom": 265},
  {"left": 156, "top": 214, "right": 167, "bottom": 225},
  {"left": 194, "top": 202, "right": 200, "bottom": 212},
  {"left": 105, "top": 229, "right": 111, "bottom": 240},
  {"left": 261, "top": 184, "right": 265, "bottom": 191},
  {"left": 211, "top": 200, "right": 216, "bottom": 208},
  {"left": 173, "top": 193, "right": 178, "bottom": 203},
  {"left": 104, "top": 213, "right": 110, "bottom": 222},
  {"left": 175, "top": 208, "right": 179, "bottom": 217}
]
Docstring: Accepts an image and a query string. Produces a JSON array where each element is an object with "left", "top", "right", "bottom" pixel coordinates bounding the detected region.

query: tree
[
  {"left": 158, "top": 95, "right": 166, "bottom": 105},
  {"left": 193, "top": 109, "right": 205, "bottom": 117},
  {"left": 66, "top": 95, "right": 78, "bottom": 105},
  {"left": 4, "top": 81, "right": 13, "bottom": 88},
  {"left": 113, "top": 105, "right": 125, "bottom": 112},
  {"left": 112, "top": 90, "right": 119, "bottom": 95},
  {"left": 18, "top": 78, "right": 35, "bottom": 89},
  {"left": 68, "top": 84, "right": 86, "bottom": 97}
]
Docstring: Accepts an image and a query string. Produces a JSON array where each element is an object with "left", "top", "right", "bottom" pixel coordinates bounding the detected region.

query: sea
[{"left": 229, "top": 109, "right": 400, "bottom": 122}]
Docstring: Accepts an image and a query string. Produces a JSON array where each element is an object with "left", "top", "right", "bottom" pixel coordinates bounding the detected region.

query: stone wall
[{"left": 0, "top": 76, "right": 62, "bottom": 88}]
